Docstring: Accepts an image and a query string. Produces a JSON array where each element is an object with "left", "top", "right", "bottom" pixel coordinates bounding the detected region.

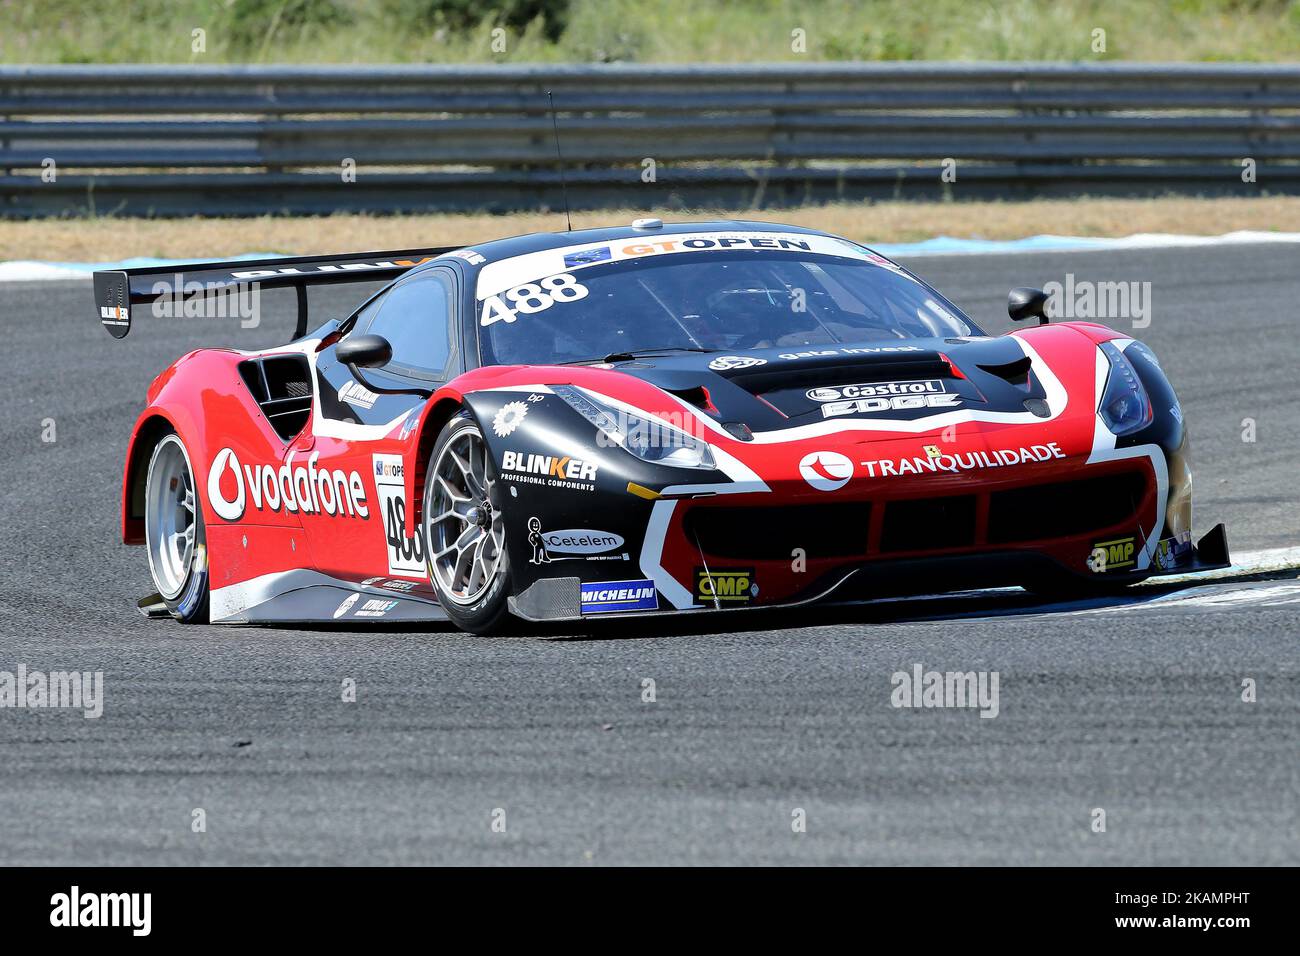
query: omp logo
[
  {"left": 798, "top": 450, "right": 853, "bottom": 491},
  {"left": 1089, "top": 535, "right": 1137, "bottom": 573},
  {"left": 50, "top": 886, "right": 151, "bottom": 936},
  {"left": 230, "top": 257, "right": 434, "bottom": 279},
  {"left": 695, "top": 568, "right": 756, "bottom": 604},
  {"left": 207, "top": 448, "right": 370, "bottom": 522}
]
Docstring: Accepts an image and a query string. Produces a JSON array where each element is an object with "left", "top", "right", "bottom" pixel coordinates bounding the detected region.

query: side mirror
[
  {"left": 333, "top": 332, "right": 432, "bottom": 399},
  {"left": 336, "top": 333, "right": 392, "bottom": 369},
  {"left": 1008, "top": 288, "right": 1050, "bottom": 325}
]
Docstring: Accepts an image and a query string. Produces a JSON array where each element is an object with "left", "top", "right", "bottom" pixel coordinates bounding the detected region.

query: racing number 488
[
  {"left": 480, "top": 273, "right": 589, "bottom": 326},
  {"left": 384, "top": 495, "right": 424, "bottom": 566}
]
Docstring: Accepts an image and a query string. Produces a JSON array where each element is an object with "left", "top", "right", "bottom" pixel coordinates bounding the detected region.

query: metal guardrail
[{"left": 2, "top": 63, "right": 1298, "bottom": 217}]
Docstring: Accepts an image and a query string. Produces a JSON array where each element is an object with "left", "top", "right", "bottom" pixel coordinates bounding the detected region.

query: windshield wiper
[{"left": 561, "top": 346, "right": 717, "bottom": 366}]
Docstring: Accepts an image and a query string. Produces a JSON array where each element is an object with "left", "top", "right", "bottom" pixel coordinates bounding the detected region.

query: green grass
[{"left": 3, "top": 0, "right": 1299, "bottom": 63}]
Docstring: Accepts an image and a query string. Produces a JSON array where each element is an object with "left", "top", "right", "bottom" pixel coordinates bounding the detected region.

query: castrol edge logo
[{"left": 207, "top": 447, "right": 370, "bottom": 522}]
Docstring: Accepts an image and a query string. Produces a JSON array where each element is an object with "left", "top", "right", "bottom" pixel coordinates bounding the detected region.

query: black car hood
[{"left": 605, "top": 336, "right": 1052, "bottom": 433}]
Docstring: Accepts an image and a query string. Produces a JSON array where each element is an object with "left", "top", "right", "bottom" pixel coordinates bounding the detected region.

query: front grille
[
  {"left": 987, "top": 472, "right": 1147, "bottom": 543},
  {"left": 879, "top": 494, "right": 977, "bottom": 553},
  {"left": 684, "top": 502, "right": 871, "bottom": 560},
  {"left": 684, "top": 470, "right": 1148, "bottom": 561}
]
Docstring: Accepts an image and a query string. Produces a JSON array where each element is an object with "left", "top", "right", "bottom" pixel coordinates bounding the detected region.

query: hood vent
[
  {"left": 976, "top": 355, "right": 1033, "bottom": 389},
  {"left": 662, "top": 384, "right": 718, "bottom": 415}
]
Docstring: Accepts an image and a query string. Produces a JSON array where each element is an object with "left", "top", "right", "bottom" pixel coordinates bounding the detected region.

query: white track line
[{"left": 1152, "top": 545, "right": 1300, "bottom": 585}]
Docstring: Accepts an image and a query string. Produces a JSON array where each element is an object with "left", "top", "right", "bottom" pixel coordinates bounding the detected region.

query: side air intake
[{"left": 239, "top": 355, "right": 313, "bottom": 441}]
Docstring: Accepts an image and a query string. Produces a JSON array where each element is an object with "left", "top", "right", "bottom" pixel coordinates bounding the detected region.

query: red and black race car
[{"left": 95, "top": 219, "right": 1229, "bottom": 633}]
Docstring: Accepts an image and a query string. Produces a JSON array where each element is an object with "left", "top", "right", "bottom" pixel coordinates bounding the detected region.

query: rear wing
[{"left": 93, "top": 247, "right": 457, "bottom": 340}]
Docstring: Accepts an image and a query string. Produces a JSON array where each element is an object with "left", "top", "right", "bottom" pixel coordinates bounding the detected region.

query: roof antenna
[{"left": 546, "top": 90, "right": 573, "bottom": 232}]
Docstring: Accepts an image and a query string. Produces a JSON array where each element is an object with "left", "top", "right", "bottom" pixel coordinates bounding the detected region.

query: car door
[{"left": 303, "top": 267, "right": 461, "bottom": 584}]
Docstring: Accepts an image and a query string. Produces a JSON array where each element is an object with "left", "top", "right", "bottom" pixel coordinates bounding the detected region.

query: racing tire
[
  {"left": 422, "top": 412, "right": 512, "bottom": 634},
  {"left": 143, "top": 432, "right": 211, "bottom": 623}
]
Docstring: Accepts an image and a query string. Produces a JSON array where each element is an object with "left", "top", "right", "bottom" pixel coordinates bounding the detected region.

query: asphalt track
[{"left": 1, "top": 242, "right": 1296, "bottom": 865}]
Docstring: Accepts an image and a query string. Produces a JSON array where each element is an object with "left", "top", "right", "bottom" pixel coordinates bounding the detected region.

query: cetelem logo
[
  {"left": 543, "top": 530, "right": 624, "bottom": 555},
  {"left": 207, "top": 448, "right": 370, "bottom": 522},
  {"left": 798, "top": 450, "right": 853, "bottom": 491}
]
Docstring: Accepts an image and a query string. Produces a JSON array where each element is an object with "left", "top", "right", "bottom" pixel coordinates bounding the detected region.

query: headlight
[
  {"left": 1097, "top": 341, "right": 1153, "bottom": 436},
  {"left": 553, "top": 384, "right": 716, "bottom": 470}
]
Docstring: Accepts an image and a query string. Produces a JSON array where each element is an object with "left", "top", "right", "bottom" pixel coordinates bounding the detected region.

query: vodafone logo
[
  {"left": 798, "top": 450, "right": 853, "bottom": 492},
  {"left": 208, "top": 448, "right": 246, "bottom": 521},
  {"left": 206, "top": 447, "right": 370, "bottom": 522}
]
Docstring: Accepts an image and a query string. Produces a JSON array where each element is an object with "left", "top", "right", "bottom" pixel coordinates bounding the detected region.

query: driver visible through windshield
[{"left": 474, "top": 231, "right": 979, "bottom": 366}]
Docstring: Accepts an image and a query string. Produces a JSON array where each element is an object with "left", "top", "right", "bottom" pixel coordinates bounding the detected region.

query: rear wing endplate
[{"left": 93, "top": 247, "right": 457, "bottom": 340}]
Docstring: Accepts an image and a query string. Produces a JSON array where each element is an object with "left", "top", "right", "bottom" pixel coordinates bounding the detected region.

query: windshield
[{"left": 475, "top": 232, "right": 980, "bottom": 366}]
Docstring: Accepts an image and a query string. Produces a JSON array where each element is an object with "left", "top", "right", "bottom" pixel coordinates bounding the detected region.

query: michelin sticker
[{"left": 580, "top": 579, "right": 659, "bottom": 614}]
